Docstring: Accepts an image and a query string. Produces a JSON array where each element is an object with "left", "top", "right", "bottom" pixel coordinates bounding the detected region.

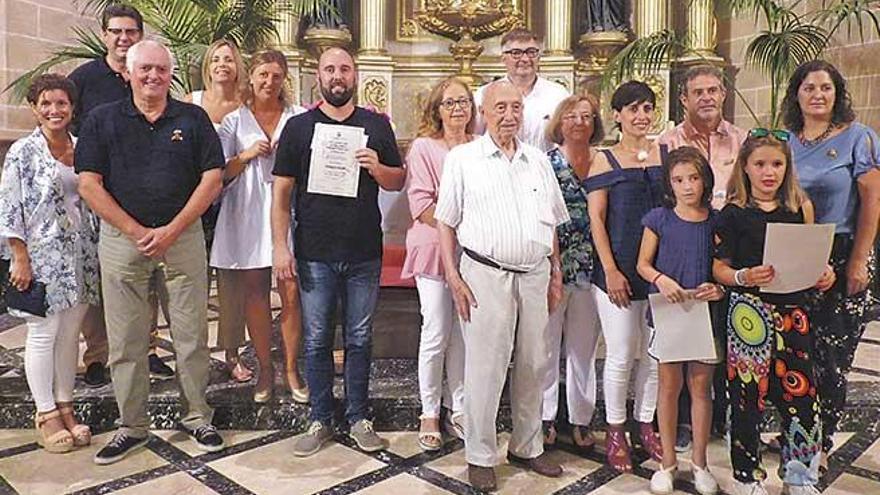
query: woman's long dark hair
[{"left": 781, "top": 60, "right": 856, "bottom": 133}]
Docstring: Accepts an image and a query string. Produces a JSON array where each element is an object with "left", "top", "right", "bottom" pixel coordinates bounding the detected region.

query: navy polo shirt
[
  {"left": 74, "top": 97, "right": 224, "bottom": 227},
  {"left": 68, "top": 57, "right": 131, "bottom": 135}
]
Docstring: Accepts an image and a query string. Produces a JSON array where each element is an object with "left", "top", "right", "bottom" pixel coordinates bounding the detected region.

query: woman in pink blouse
[{"left": 403, "top": 77, "right": 476, "bottom": 451}]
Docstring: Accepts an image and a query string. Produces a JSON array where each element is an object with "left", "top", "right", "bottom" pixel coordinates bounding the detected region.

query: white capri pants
[
  {"left": 415, "top": 275, "right": 465, "bottom": 417},
  {"left": 24, "top": 303, "right": 89, "bottom": 412}
]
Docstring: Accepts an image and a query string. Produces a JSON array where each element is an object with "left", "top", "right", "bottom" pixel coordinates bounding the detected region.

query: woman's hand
[
  {"left": 240, "top": 140, "right": 272, "bottom": 163},
  {"left": 656, "top": 274, "right": 687, "bottom": 304},
  {"left": 606, "top": 268, "right": 632, "bottom": 308},
  {"left": 815, "top": 264, "right": 837, "bottom": 292},
  {"left": 845, "top": 257, "right": 869, "bottom": 296},
  {"left": 694, "top": 282, "right": 724, "bottom": 302},
  {"left": 744, "top": 265, "right": 775, "bottom": 287},
  {"left": 9, "top": 255, "right": 33, "bottom": 291}
]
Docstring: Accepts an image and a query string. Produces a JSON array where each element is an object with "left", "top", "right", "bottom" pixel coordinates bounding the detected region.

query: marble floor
[{"left": 0, "top": 286, "right": 879, "bottom": 494}]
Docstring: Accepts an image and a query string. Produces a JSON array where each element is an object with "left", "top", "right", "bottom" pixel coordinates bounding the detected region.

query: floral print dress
[
  {"left": 547, "top": 147, "right": 593, "bottom": 286},
  {"left": 0, "top": 128, "right": 100, "bottom": 316}
]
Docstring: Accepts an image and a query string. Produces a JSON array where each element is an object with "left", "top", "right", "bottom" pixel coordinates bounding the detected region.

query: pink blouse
[{"left": 401, "top": 137, "right": 452, "bottom": 279}]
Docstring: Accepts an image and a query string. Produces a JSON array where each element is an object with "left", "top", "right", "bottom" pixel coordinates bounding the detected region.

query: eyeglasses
[
  {"left": 562, "top": 113, "right": 595, "bottom": 123},
  {"left": 106, "top": 28, "right": 141, "bottom": 37},
  {"left": 502, "top": 48, "right": 541, "bottom": 59},
  {"left": 749, "top": 128, "right": 789, "bottom": 142},
  {"left": 440, "top": 97, "right": 472, "bottom": 111}
]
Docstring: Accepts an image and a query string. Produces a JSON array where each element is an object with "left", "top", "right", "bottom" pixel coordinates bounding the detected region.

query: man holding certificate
[
  {"left": 271, "top": 47, "right": 405, "bottom": 457},
  {"left": 435, "top": 81, "right": 570, "bottom": 492}
]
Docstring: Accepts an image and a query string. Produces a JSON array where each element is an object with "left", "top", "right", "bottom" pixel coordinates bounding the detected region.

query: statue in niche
[
  {"left": 303, "top": 0, "right": 350, "bottom": 31},
  {"left": 584, "top": 0, "right": 628, "bottom": 32}
]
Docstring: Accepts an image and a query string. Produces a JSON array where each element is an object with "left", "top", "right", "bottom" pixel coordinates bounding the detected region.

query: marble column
[
  {"left": 635, "top": 0, "right": 672, "bottom": 134},
  {"left": 541, "top": 0, "right": 576, "bottom": 93},
  {"left": 357, "top": 0, "right": 394, "bottom": 114},
  {"left": 635, "top": 0, "right": 668, "bottom": 38},
  {"left": 273, "top": 6, "right": 305, "bottom": 105},
  {"left": 684, "top": 0, "right": 724, "bottom": 62}
]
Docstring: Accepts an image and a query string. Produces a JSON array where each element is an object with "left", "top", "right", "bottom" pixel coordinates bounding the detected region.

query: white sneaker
[
  {"left": 782, "top": 484, "right": 820, "bottom": 495},
  {"left": 692, "top": 464, "right": 719, "bottom": 495},
  {"left": 733, "top": 480, "right": 769, "bottom": 495},
  {"left": 650, "top": 464, "right": 676, "bottom": 494}
]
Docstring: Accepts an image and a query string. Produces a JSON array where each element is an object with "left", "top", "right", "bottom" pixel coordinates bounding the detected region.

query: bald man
[
  {"left": 272, "top": 47, "right": 405, "bottom": 457},
  {"left": 436, "top": 81, "right": 569, "bottom": 491}
]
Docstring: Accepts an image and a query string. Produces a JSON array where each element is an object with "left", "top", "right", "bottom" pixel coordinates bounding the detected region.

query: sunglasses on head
[{"left": 749, "top": 128, "right": 789, "bottom": 142}]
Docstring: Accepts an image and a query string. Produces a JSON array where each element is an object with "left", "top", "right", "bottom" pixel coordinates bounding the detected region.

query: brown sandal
[
  {"left": 229, "top": 360, "right": 254, "bottom": 383},
  {"left": 35, "top": 410, "right": 74, "bottom": 453},
  {"left": 572, "top": 425, "right": 596, "bottom": 453},
  {"left": 57, "top": 404, "right": 91, "bottom": 447}
]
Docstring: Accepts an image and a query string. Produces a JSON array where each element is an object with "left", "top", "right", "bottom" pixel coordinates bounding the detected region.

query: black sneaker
[
  {"left": 182, "top": 423, "right": 225, "bottom": 453},
  {"left": 94, "top": 432, "right": 149, "bottom": 465},
  {"left": 84, "top": 362, "right": 110, "bottom": 388},
  {"left": 148, "top": 354, "right": 175, "bottom": 380}
]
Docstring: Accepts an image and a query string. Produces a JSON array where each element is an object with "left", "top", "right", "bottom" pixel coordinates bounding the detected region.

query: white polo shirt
[
  {"left": 474, "top": 76, "right": 570, "bottom": 152},
  {"left": 435, "top": 134, "right": 570, "bottom": 271}
]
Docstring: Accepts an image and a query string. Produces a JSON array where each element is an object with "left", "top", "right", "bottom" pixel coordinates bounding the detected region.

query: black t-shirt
[
  {"left": 75, "top": 98, "right": 224, "bottom": 227},
  {"left": 68, "top": 58, "right": 131, "bottom": 136},
  {"left": 273, "top": 107, "right": 403, "bottom": 262},
  {"left": 715, "top": 203, "right": 807, "bottom": 304}
]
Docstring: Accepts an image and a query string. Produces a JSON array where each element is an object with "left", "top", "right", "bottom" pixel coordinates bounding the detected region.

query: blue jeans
[{"left": 297, "top": 258, "right": 381, "bottom": 426}]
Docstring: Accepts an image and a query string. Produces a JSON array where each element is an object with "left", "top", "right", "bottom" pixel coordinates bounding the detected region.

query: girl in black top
[{"left": 713, "top": 131, "right": 835, "bottom": 495}]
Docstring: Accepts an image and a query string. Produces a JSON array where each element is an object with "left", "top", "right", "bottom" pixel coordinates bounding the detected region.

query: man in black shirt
[
  {"left": 76, "top": 40, "right": 225, "bottom": 464},
  {"left": 272, "top": 47, "right": 405, "bottom": 457}
]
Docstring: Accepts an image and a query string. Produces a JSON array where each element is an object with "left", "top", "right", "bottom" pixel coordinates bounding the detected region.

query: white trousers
[
  {"left": 415, "top": 275, "right": 465, "bottom": 417},
  {"left": 461, "top": 256, "right": 550, "bottom": 466},
  {"left": 541, "top": 284, "right": 601, "bottom": 426},
  {"left": 593, "top": 288, "right": 658, "bottom": 424},
  {"left": 24, "top": 303, "right": 88, "bottom": 412}
]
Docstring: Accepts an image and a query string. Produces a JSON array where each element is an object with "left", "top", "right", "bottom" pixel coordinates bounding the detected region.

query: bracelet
[
  {"left": 651, "top": 272, "right": 664, "bottom": 284},
  {"left": 734, "top": 268, "right": 748, "bottom": 286}
]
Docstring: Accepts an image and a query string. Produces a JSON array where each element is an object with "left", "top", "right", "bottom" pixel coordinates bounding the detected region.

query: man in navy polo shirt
[
  {"left": 271, "top": 47, "right": 405, "bottom": 457},
  {"left": 76, "top": 40, "right": 225, "bottom": 465}
]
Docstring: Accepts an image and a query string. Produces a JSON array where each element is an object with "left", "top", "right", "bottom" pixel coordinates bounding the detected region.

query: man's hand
[
  {"left": 355, "top": 148, "right": 380, "bottom": 174},
  {"left": 273, "top": 246, "right": 297, "bottom": 281},
  {"left": 846, "top": 257, "right": 869, "bottom": 296},
  {"left": 548, "top": 266, "right": 563, "bottom": 313},
  {"left": 137, "top": 224, "right": 181, "bottom": 258},
  {"left": 448, "top": 274, "right": 477, "bottom": 322}
]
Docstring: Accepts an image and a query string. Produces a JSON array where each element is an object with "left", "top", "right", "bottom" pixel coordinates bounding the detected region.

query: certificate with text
[{"left": 306, "top": 123, "right": 365, "bottom": 198}]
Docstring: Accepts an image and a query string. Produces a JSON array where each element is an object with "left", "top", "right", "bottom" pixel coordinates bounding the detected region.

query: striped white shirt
[
  {"left": 435, "top": 134, "right": 570, "bottom": 271},
  {"left": 474, "top": 76, "right": 570, "bottom": 152}
]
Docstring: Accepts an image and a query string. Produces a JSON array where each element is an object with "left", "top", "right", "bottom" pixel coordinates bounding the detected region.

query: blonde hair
[
  {"left": 545, "top": 93, "right": 604, "bottom": 146},
  {"left": 243, "top": 49, "right": 290, "bottom": 107},
  {"left": 727, "top": 135, "right": 808, "bottom": 212},
  {"left": 201, "top": 39, "right": 244, "bottom": 91},
  {"left": 417, "top": 77, "right": 475, "bottom": 138}
]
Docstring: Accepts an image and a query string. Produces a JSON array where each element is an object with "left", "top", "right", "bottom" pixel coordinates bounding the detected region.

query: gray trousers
[
  {"left": 461, "top": 255, "right": 550, "bottom": 466},
  {"left": 99, "top": 220, "right": 212, "bottom": 437}
]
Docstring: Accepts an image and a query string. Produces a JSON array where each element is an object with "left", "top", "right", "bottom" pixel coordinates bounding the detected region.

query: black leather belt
[{"left": 463, "top": 247, "right": 528, "bottom": 274}]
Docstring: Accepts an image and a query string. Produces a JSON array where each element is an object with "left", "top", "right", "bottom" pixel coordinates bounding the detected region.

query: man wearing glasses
[{"left": 473, "top": 28, "right": 570, "bottom": 151}]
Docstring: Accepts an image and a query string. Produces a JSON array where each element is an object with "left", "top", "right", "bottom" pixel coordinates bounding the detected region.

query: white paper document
[
  {"left": 307, "top": 123, "right": 367, "bottom": 198},
  {"left": 761, "top": 223, "right": 834, "bottom": 294},
  {"left": 648, "top": 294, "right": 717, "bottom": 363}
]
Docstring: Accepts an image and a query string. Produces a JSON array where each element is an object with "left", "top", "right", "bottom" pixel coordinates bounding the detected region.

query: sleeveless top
[{"left": 583, "top": 144, "right": 667, "bottom": 300}]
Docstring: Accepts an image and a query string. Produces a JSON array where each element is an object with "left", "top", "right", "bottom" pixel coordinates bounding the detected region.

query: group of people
[{"left": 0, "top": 4, "right": 877, "bottom": 495}]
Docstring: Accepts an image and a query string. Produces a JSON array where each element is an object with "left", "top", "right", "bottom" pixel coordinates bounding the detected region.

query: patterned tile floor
[{"left": 0, "top": 286, "right": 878, "bottom": 494}]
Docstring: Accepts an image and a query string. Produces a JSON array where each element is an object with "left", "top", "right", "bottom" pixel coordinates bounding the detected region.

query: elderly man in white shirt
[
  {"left": 473, "top": 28, "right": 570, "bottom": 151},
  {"left": 436, "top": 80, "right": 570, "bottom": 492}
]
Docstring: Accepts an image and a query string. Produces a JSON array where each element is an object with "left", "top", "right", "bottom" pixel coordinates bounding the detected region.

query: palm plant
[
  {"left": 3, "top": 0, "right": 332, "bottom": 101},
  {"left": 603, "top": 0, "right": 880, "bottom": 127}
]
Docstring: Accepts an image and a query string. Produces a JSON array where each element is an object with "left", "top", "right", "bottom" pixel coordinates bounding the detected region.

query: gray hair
[{"left": 125, "top": 39, "right": 176, "bottom": 74}]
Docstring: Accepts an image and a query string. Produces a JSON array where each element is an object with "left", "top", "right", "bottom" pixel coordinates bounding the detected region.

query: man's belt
[{"left": 463, "top": 247, "right": 528, "bottom": 274}]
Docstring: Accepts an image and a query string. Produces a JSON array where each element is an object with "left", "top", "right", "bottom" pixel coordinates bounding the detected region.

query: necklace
[
  {"left": 618, "top": 144, "right": 649, "bottom": 162},
  {"left": 799, "top": 122, "right": 835, "bottom": 147}
]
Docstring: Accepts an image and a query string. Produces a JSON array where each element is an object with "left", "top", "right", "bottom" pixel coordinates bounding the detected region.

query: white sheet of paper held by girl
[
  {"left": 647, "top": 293, "right": 718, "bottom": 363},
  {"left": 761, "top": 222, "right": 834, "bottom": 294}
]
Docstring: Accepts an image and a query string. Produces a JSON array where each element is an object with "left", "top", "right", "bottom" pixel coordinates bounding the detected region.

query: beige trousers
[
  {"left": 99, "top": 220, "right": 212, "bottom": 437},
  {"left": 460, "top": 255, "right": 550, "bottom": 467}
]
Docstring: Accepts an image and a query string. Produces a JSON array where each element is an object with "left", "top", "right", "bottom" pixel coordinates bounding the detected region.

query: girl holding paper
[
  {"left": 713, "top": 131, "right": 835, "bottom": 495},
  {"left": 211, "top": 49, "right": 307, "bottom": 404},
  {"left": 782, "top": 60, "right": 880, "bottom": 467},
  {"left": 636, "top": 146, "right": 723, "bottom": 495}
]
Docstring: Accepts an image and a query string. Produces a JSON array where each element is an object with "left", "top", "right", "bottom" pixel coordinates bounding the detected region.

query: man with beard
[
  {"left": 473, "top": 28, "right": 569, "bottom": 151},
  {"left": 272, "top": 47, "right": 405, "bottom": 457}
]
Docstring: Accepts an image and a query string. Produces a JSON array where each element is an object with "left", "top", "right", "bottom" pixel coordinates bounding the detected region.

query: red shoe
[
  {"left": 637, "top": 421, "right": 663, "bottom": 462},
  {"left": 605, "top": 426, "right": 633, "bottom": 472}
]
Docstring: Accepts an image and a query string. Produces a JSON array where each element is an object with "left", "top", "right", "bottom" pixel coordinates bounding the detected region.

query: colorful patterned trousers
[{"left": 727, "top": 291, "right": 821, "bottom": 486}]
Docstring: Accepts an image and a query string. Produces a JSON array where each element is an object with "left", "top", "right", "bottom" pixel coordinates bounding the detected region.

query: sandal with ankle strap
[
  {"left": 57, "top": 404, "right": 91, "bottom": 447},
  {"left": 605, "top": 427, "right": 633, "bottom": 472},
  {"left": 418, "top": 415, "right": 442, "bottom": 451},
  {"left": 35, "top": 410, "right": 74, "bottom": 453}
]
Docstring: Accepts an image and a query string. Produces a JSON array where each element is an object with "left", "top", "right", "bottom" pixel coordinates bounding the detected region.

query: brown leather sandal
[
  {"left": 35, "top": 410, "right": 74, "bottom": 453},
  {"left": 57, "top": 404, "right": 91, "bottom": 447}
]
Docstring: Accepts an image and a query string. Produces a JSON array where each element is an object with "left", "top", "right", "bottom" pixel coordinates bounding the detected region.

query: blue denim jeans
[{"left": 297, "top": 258, "right": 381, "bottom": 426}]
